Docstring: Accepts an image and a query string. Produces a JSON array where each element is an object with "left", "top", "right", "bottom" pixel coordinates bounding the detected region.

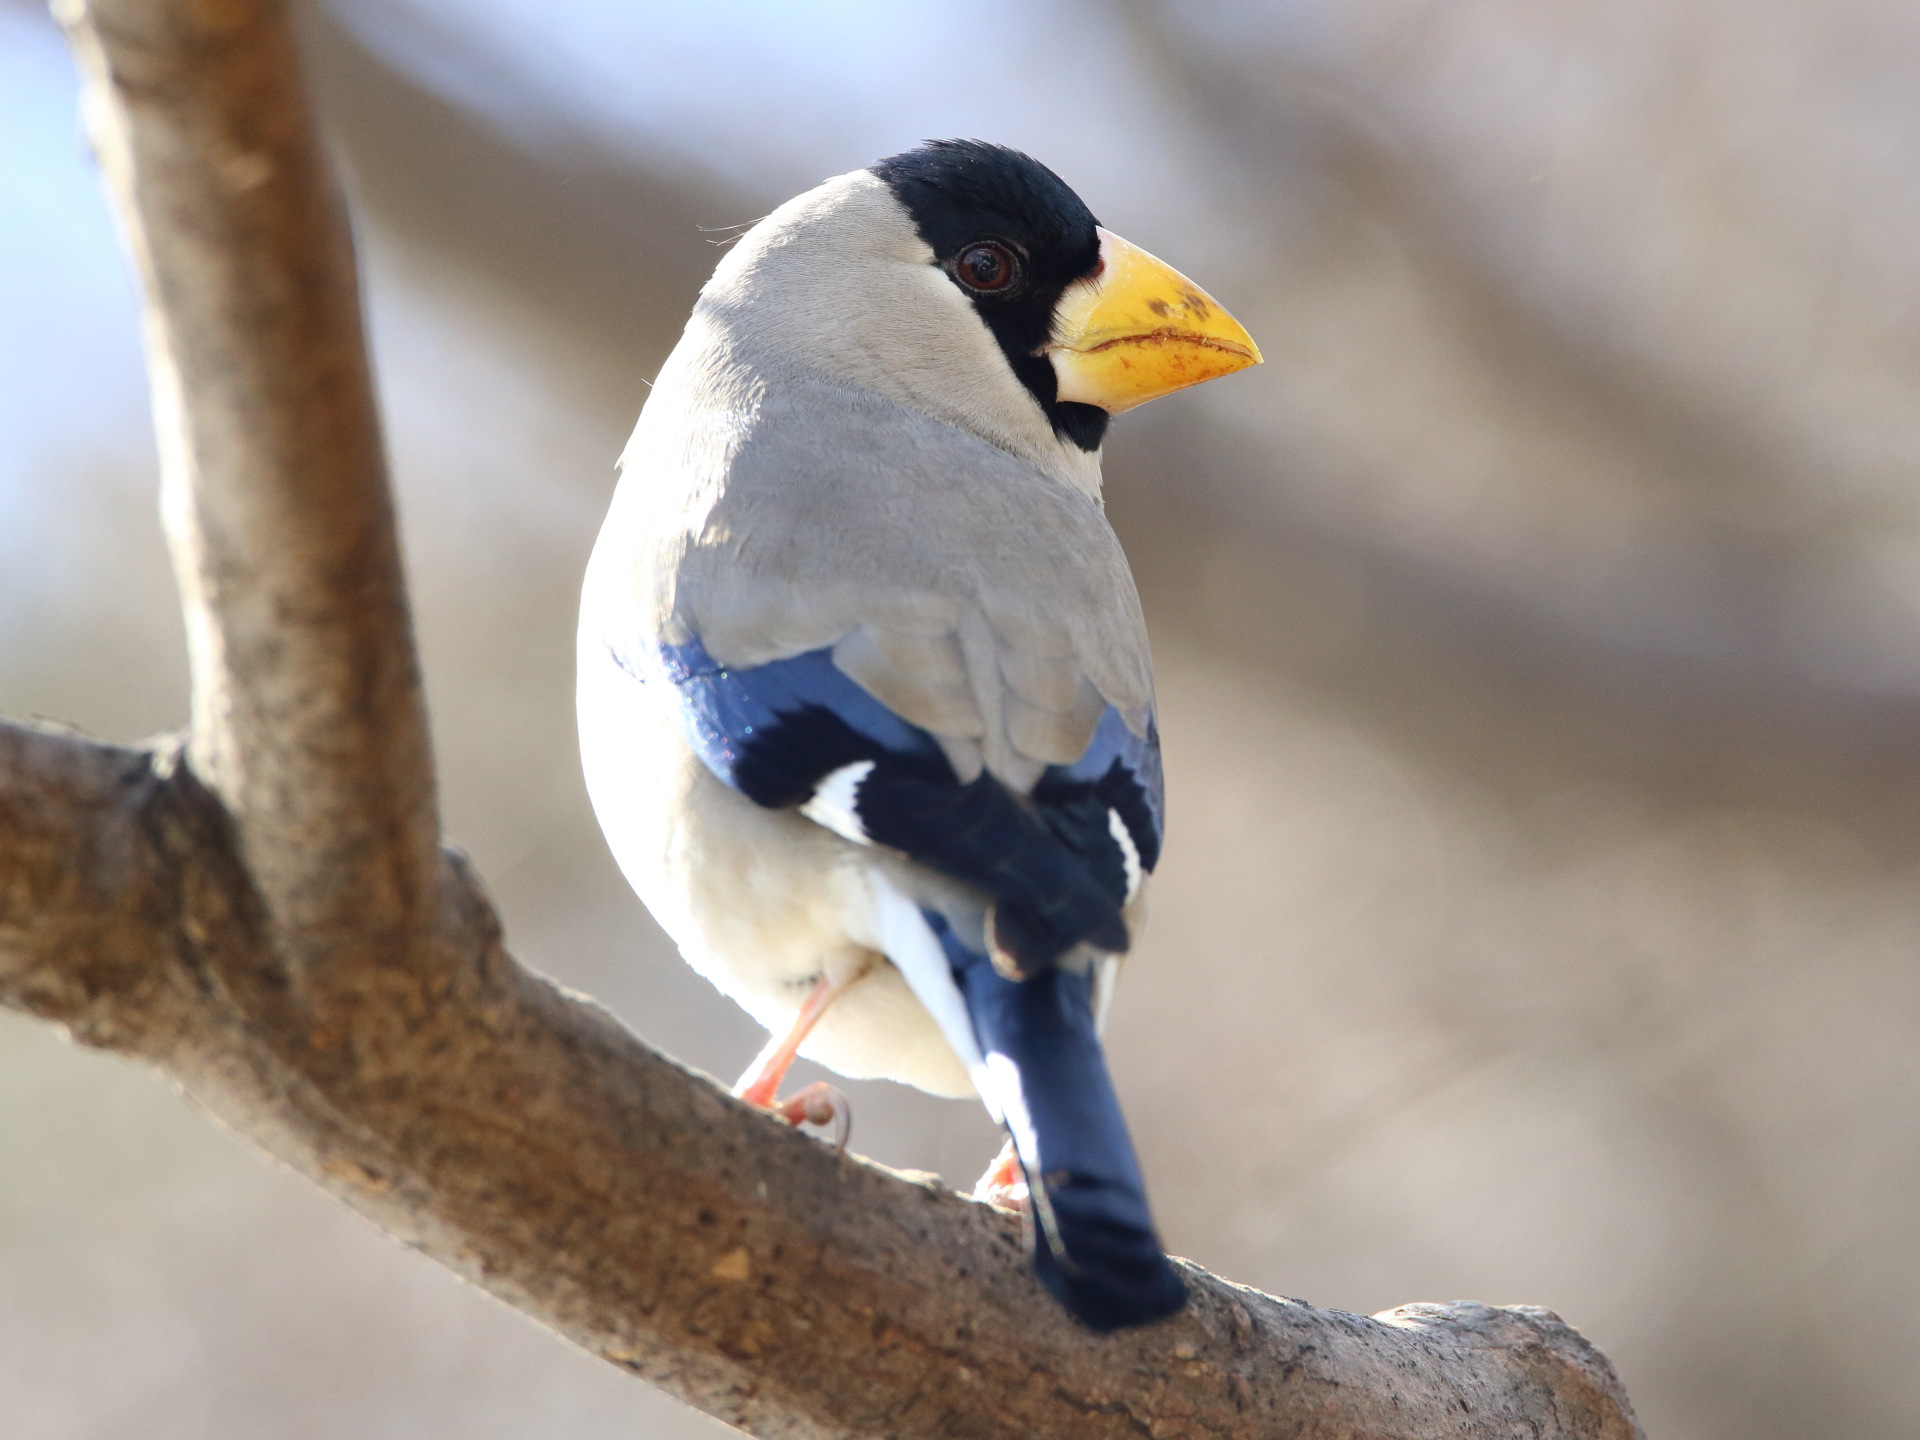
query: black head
[{"left": 871, "top": 140, "right": 1109, "bottom": 452}]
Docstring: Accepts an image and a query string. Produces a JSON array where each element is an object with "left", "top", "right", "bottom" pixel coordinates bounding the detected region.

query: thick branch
[
  {"left": 11, "top": 1, "right": 1645, "bottom": 1436},
  {"left": 0, "top": 721, "right": 182, "bottom": 1048},
  {"left": 0, "top": 719, "right": 1641, "bottom": 1439},
  {"left": 60, "top": 0, "right": 440, "bottom": 998}
]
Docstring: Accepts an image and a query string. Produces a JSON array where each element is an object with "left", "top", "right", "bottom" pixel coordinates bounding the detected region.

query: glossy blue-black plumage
[
  {"left": 928, "top": 912, "right": 1187, "bottom": 1330},
  {"left": 645, "top": 637, "right": 1162, "bottom": 972}
]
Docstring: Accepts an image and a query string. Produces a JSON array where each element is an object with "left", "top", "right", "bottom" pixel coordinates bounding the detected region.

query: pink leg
[
  {"left": 733, "top": 973, "right": 841, "bottom": 1108},
  {"left": 973, "top": 1137, "right": 1029, "bottom": 1212},
  {"left": 732, "top": 964, "right": 867, "bottom": 1150}
]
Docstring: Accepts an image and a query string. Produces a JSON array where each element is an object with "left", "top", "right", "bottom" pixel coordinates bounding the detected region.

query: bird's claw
[
  {"left": 770, "top": 1080, "right": 851, "bottom": 1152},
  {"left": 973, "top": 1138, "right": 1029, "bottom": 1213}
]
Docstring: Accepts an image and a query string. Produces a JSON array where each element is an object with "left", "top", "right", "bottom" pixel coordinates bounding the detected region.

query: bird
[{"left": 577, "top": 139, "right": 1259, "bottom": 1331}]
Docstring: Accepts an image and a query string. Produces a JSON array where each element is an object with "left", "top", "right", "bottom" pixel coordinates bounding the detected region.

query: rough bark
[{"left": 2, "top": 1, "right": 1644, "bottom": 1436}]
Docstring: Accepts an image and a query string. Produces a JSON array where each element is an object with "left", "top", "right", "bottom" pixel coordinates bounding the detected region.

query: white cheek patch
[
  {"left": 1107, "top": 807, "right": 1143, "bottom": 902},
  {"left": 802, "top": 760, "right": 876, "bottom": 844}
]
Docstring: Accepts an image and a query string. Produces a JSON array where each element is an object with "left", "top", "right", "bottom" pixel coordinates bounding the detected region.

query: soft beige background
[{"left": 5, "top": 1, "right": 1920, "bottom": 1435}]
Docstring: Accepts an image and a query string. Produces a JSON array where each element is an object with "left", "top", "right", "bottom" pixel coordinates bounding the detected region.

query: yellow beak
[{"left": 1047, "top": 228, "right": 1261, "bottom": 415}]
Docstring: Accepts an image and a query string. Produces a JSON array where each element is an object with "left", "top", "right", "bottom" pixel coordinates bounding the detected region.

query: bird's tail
[{"left": 928, "top": 914, "right": 1187, "bottom": 1331}]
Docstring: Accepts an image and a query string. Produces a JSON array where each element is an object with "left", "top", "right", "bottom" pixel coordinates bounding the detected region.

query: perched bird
[{"left": 578, "top": 140, "right": 1259, "bottom": 1330}]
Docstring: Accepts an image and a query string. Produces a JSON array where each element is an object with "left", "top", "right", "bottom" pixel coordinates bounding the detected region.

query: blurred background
[{"left": 4, "top": 0, "right": 1920, "bottom": 1434}]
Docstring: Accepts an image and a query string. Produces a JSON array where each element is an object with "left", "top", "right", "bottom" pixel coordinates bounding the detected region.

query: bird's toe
[
  {"left": 972, "top": 1137, "right": 1030, "bottom": 1213},
  {"left": 774, "top": 1080, "right": 852, "bottom": 1151}
]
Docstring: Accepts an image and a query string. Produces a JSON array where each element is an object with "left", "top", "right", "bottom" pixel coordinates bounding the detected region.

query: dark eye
[{"left": 954, "top": 241, "right": 1019, "bottom": 293}]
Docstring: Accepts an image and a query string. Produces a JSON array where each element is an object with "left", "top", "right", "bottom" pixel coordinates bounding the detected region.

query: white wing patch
[
  {"left": 801, "top": 760, "right": 876, "bottom": 843},
  {"left": 1107, "top": 807, "right": 1144, "bottom": 902}
]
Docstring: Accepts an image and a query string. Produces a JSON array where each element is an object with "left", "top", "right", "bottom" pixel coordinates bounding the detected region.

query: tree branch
[
  {"left": 61, "top": 0, "right": 441, "bottom": 1005},
  {"left": 0, "top": 718, "right": 1641, "bottom": 1440},
  {"left": 6, "top": 1, "right": 1644, "bottom": 1436}
]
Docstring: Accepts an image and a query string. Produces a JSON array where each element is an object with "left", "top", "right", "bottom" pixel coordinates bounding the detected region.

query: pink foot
[
  {"left": 771, "top": 1080, "right": 851, "bottom": 1152},
  {"left": 973, "top": 1138, "right": 1029, "bottom": 1212}
]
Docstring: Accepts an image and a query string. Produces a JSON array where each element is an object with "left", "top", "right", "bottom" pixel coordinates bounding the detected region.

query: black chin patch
[
  {"left": 871, "top": 140, "right": 1108, "bottom": 453},
  {"left": 1051, "top": 401, "right": 1110, "bottom": 452}
]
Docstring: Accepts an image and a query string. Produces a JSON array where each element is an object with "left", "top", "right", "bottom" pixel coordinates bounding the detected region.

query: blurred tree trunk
[{"left": 0, "top": 1, "right": 1641, "bottom": 1436}]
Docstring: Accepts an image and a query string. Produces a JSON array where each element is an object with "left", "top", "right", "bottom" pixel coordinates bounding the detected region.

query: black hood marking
[{"left": 872, "top": 140, "right": 1109, "bottom": 452}]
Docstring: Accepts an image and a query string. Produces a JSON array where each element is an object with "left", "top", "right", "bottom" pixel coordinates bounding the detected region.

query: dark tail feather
[{"left": 930, "top": 915, "right": 1187, "bottom": 1331}]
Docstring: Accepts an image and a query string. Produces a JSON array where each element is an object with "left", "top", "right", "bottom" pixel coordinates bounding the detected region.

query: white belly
[{"left": 576, "top": 630, "right": 974, "bottom": 1098}]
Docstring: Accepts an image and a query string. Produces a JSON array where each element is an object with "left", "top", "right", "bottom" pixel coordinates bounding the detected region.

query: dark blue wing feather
[
  {"left": 630, "top": 636, "right": 1159, "bottom": 970},
  {"left": 1057, "top": 704, "right": 1163, "bottom": 868},
  {"left": 1030, "top": 706, "right": 1163, "bottom": 909},
  {"left": 653, "top": 638, "right": 941, "bottom": 796}
]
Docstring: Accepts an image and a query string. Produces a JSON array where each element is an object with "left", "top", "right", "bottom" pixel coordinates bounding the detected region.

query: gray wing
[{"left": 615, "top": 367, "right": 1154, "bottom": 794}]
